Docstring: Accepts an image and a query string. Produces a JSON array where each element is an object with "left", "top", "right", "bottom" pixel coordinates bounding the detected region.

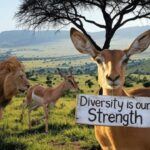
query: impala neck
[
  {"left": 102, "top": 87, "right": 128, "bottom": 96},
  {"left": 52, "top": 80, "right": 69, "bottom": 101}
]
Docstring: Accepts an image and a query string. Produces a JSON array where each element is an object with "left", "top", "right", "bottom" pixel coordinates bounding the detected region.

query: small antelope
[
  {"left": 21, "top": 68, "right": 79, "bottom": 133},
  {"left": 70, "top": 28, "right": 150, "bottom": 150}
]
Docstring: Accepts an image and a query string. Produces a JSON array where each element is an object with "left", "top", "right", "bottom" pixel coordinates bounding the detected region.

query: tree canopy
[{"left": 16, "top": 0, "right": 150, "bottom": 50}]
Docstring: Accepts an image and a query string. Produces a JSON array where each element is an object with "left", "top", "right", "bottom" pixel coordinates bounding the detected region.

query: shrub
[
  {"left": 143, "top": 81, "right": 150, "bottom": 87},
  {"left": 29, "top": 76, "right": 38, "bottom": 81},
  {"left": 124, "top": 81, "right": 133, "bottom": 87}
]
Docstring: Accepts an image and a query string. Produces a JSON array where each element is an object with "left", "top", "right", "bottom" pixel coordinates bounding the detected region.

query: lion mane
[
  {"left": 0, "top": 57, "right": 25, "bottom": 106},
  {"left": 0, "top": 57, "right": 24, "bottom": 73}
]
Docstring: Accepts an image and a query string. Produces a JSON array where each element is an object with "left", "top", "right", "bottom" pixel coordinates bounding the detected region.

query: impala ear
[
  {"left": 126, "top": 30, "right": 150, "bottom": 56},
  {"left": 70, "top": 28, "right": 98, "bottom": 58}
]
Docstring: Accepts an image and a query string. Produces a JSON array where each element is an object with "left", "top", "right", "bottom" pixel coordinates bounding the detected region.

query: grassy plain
[
  {"left": 0, "top": 70, "right": 148, "bottom": 150},
  {"left": 0, "top": 41, "right": 150, "bottom": 150},
  {"left": 0, "top": 74, "right": 101, "bottom": 150},
  {"left": 22, "top": 58, "right": 90, "bottom": 70}
]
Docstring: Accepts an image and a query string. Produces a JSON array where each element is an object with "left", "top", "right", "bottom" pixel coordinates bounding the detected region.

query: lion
[{"left": 0, "top": 57, "right": 30, "bottom": 118}]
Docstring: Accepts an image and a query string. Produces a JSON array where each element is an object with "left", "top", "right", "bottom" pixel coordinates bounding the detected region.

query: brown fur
[
  {"left": 70, "top": 28, "right": 150, "bottom": 150},
  {"left": 0, "top": 57, "right": 24, "bottom": 72},
  {"left": 21, "top": 73, "right": 79, "bottom": 132},
  {"left": 0, "top": 57, "right": 29, "bottom": 118},
  {"left": 129, "top": 88, "right": 150, "bottom": 97},
  {"left": 0, "top": 57, "right": 24, "bottom": 98}
]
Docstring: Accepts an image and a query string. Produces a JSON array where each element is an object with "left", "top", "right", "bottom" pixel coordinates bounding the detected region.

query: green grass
[
  {"left": 0, "top": 54, "right": 149, "bottom": 150},
  {"left": 22, "top": 58, "right": 90, "bottom": 70},
  {"left": 0, "top": 73, "right": 146, "bottom": 150},
  {"left": 0, "top": 75, "right": 101, "bottom": 150},
  {"left": 0, "top": 97, "right": 100, "bottom": 150},
  {"left": 1, "top": 69, "right": 148, "bottom": 150}
]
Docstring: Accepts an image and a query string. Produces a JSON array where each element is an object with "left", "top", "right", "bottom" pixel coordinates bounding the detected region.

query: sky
[
  {"left": 0, "top": 0, "right": 20, "bottom": 32},
  {"left": 0, "top": 0, "right": 150, "bottom": 32}
]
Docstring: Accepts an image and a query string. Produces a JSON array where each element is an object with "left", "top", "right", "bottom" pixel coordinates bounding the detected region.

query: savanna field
[
  {"left": 0, "top": 38, "right": 150, "bottom": 150},
  {"left": 1, "top": 0, "right": 150, "bottom": 148},
  {"left": 0, "top": 74, "right": 100, "bottom": 150},
  {"left": 0, "top": 70, "right": 149, "bottom": 150}
]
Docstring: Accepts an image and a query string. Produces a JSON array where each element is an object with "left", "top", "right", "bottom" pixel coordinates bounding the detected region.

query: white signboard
[{"left": 76, "top": 94, "right": 150, "bottom": 128}]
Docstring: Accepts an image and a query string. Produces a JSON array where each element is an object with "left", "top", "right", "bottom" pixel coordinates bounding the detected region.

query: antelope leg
[
  {"left": 43, "top": 105, "right": 49, "bottom": 133},
  {"left": 28, "top": 104, "right": 40, "bottom": 129}
]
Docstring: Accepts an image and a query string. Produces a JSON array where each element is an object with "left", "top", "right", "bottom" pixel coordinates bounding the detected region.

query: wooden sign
[{"left": 76, "top": 94, "right": 150, "bottom": 128}]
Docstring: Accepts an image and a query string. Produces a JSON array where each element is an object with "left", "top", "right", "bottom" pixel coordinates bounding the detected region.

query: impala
[
  {"left": 70, "top": 28, "right": 150, "bottom": 150},
  {"left": 20, "top": 68, "right": 79, "bottom": 133}
]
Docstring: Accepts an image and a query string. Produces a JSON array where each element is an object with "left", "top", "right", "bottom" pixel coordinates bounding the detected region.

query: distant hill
[
  {"left": 115, "top": 26, "right": 150, "bottom": 38},
  {"left": 0, "top": 26, "right": 150, "bottom": 48},
  {"left": 0, "top": 30, "right": 69, "bottom": 48}
]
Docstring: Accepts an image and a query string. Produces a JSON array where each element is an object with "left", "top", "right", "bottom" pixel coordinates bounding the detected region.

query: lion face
[
  {"left": 15, "top": 70, "right": 30, "bottom": 92},
  {"left": 0, "top": 57, "right": 30, "bottom": 109}
]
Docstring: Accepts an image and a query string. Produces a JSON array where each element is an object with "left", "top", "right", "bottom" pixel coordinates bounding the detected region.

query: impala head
[
  {"left": 57, "top": 68, "right": 79, "bottom": 91},
  {"left": 70, "top": 28, "right": 150, "bottom": 90}
]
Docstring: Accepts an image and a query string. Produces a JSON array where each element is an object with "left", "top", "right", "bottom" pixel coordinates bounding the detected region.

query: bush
[
  {"left": 29, "top": 76, "right": 38, "bottom": 81},
  {"left": 124, "top": 81, "right": 133, "bottom": 87},
  {"left": 46, "top": 75, "right": 53, "bottom": 87},
  {"left": 63, "top": 90, "right": 77, "bottom": 98},
  {"left": 143, "top": 81, "right": 150, "bottom": 87},
  {"left": 45, "top": 80, "right": 52, "bottom": 87},
  {"left": 85, "top": 80, "right": 94, "bottom": 88}
]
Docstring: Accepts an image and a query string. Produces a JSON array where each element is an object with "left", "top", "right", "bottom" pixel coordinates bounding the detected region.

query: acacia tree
[{"left": 16, "top": 0, "right": 150, "bottom": 50}]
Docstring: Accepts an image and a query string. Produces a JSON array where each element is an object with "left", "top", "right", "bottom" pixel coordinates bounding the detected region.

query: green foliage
[
  {"left": 0, "top": 72, "right": 147, "bottom": 150},
  {"left": 85, "top": 79, "right": 94, "bottom": 88},
  {"left": 124, "top": 81, "right": 133, "bottom": 87},
  {"left": 63, "top": 90, "right": 77, "bottom": 98},
  {"left": 143, "top": 81, "right": 150, "bottom": 87},
  {"left": 45, "top": 75, "right": 53, "bottom": 87},
  {"left": 29, "top": 76, "right": 38, "bottom": 81},
  {"left": 0, "top": 133, "right": 27, "bottom": 150},
  {"left": 125, "top": 74, "right": 150, "bottom": 87},
  {"left": 45, "top": 80, "right": 52, "bottom": 87}
]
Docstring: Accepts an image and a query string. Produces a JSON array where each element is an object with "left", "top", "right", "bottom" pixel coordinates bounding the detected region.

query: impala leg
[
  {"left": 43, "top": 105, "right": 49, "bottom": 133},
  {"left": 28, "top": 104, "right": 39, "bottom": 129},
  {"left": 39, "top": 106, "right": 49, "bottom": 121}
]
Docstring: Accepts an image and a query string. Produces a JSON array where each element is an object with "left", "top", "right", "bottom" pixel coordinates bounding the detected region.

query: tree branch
[
  {"left": 121, "top": 13, "right": 150, "bottom": 26},
  {"left": 16, "top": 0, "right": 150, "bottom": 51}
]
